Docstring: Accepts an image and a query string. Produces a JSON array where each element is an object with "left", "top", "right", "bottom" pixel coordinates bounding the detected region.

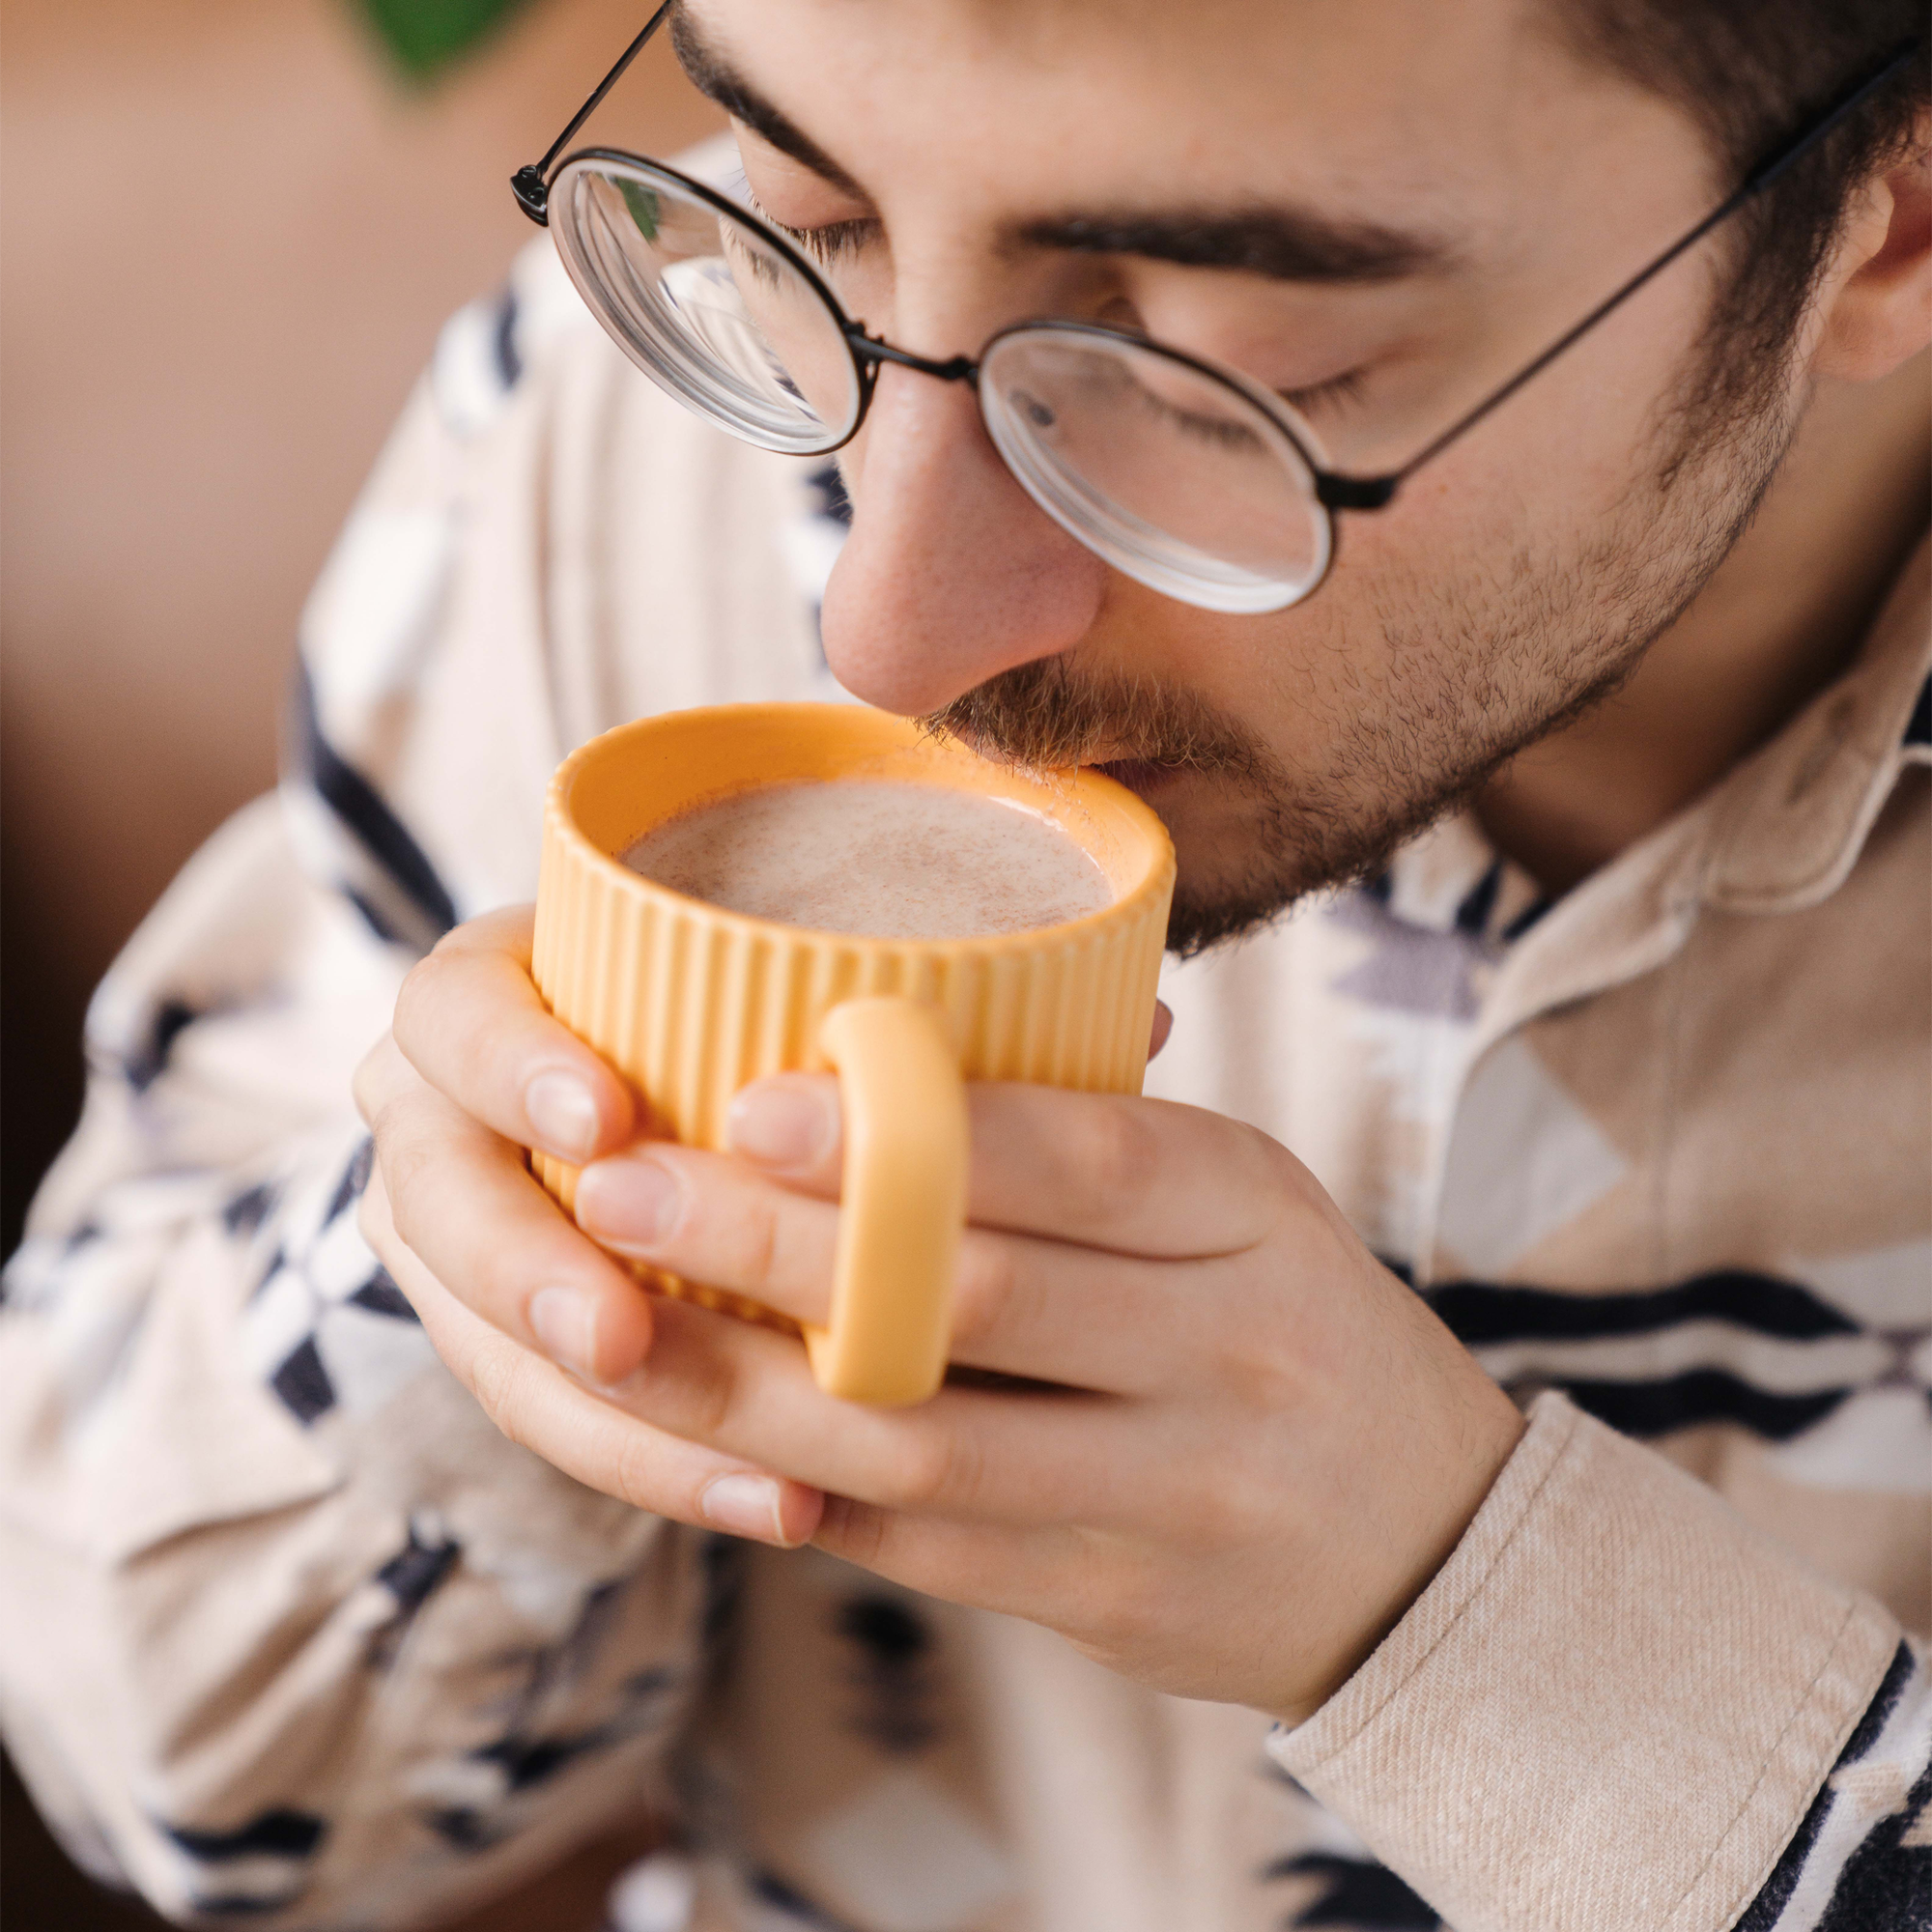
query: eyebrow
[
  {"left": 670, "top": 10, "right": 869, "bottom": 201},
  {"left": 1013, "top": 210, "right": 1452, "bottom": 286},
  {"left": 671, "top": 12, "right": 1452, "bottom": 288}
]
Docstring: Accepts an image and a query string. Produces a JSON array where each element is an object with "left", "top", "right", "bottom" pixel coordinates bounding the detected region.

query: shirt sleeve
[
  {"left": 1266, "top": 1391, "right": 1925, "bottom": 1932},
  {"left": 0, "top": 256, "right": 724, "bottom": 1929}
]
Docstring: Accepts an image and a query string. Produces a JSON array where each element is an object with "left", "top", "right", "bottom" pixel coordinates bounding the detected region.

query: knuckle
[
  {"left": 1086, "top": 1576, "right": 1162, "bottom": 1655},
  {"left": 894, "top": 1426, "right": 974, "bottom": 1511},
  {"left": 948, "top": 1236, "right": 1023, "bottom": 1349},
  {"left": 467, "top": 1340, "right": 531, "bottom": 1445},
  {"left": 671, "top": 1331, "right": 743, "bottom": 1444},
  {"left": 1252, "top": 1133, "right": 1306, "bottom": 1219},
  {"left": 1079, "top": 1098, "right": 1164, "bottom": 1218},
  {"left": 391, "top": 947, "right": 448, "bottom": 1039},
  {"left": 1055, "top": 1537, "right": 1163, "bottom": 1653},
  {"left": 377, "top": 1127, "right": 442, "bottom": 1246},
  {"left": 1211, "top": 1339, "right": 1292, "bottom": 1419},
  {"left": 611, "top": 1427, "right": 677, "bottom": 1518},
  {"left": 380, "top": 1151, "right": 507, "bottom": 1312},
  {"left": 819, "top": 1493, "right": 889, "bottom": 1569},
  {"left": 724, "top": 1188, "right": 783, "bottom": 1295},
  {"left": 1172, "top": 1434, "right": 1269, "bottom": 1546},
  {"left": 392, "top": 939, "right": 485, "bottom": 1061},
  {"left": 359, "top": 1053, "right": 435, "bottom": 1179}
]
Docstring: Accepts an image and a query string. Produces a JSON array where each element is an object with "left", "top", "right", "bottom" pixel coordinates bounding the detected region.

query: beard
[
  {"left": 923, "top": 360, "right": 1796, "bottom": 957},
  {"left": 927, "top": 657, "right": 1450, "bottom": 955}
]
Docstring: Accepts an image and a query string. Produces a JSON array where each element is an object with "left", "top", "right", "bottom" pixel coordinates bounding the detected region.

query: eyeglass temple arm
[
  {"left": 512, "top": 0, "right": 676, "bottom": 224},
  {"left": 1316, "top": 36, "right": 1924, "bottom": 515}
]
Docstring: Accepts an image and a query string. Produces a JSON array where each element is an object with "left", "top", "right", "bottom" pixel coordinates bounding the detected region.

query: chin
[
  {"left": 1101, "top": 766, "right": 1241, "bottom": 867},
  {"left": 1089, "top": 771, "right": 1293, "bottom": 953}
]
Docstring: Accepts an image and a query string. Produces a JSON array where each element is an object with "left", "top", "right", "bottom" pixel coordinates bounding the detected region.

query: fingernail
[
  {"left": 726, "top": 1083, "right": 830, "bottom": 1168},
  {"left": 1148, "top": 1000, "right": 1175, "bottom": 1062},
  {"left": 700, "top": 1473, "right": 788, "bottom": 1545},
  {"left": 525, "top": 1072, "right": 600, "bottom": 1162},
  {"left": 576, "top": 1156, "right": 683, "bottom": 1252},
  {"left": 528, "top": 1286, "right": 596, "bottom": 1378}
]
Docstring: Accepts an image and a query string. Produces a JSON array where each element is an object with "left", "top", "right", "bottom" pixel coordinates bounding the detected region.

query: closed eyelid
[
  {"left": 1277, "top": 368, "right": 1368, "bottom": 414},
  {"left": 738, "top": 186, "right": 1366, "bottom": 392},
  {"left": 730, "top": 113, "right": 879, "bottom": 243},
  {"left": 743, "top": 190, "right": 883, "bottom": 264}
]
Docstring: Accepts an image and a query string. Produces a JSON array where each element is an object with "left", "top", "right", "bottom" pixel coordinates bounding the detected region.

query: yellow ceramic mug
[{"left": 530, "top": 703, "right": 1175, "bottom": 1406}]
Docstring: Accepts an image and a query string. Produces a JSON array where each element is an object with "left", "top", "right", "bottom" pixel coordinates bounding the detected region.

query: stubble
[{"left": 925, "top": 349, "right": 1797, "bottom": 954}]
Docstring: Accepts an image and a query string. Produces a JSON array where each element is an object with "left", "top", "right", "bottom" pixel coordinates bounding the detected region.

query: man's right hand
[{"left": 353, "top": 904, "right": 827, "bottom": 1547}]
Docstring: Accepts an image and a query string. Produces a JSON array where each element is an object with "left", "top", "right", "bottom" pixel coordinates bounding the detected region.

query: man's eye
[
  {"left": 750, "top": 198, "right": 883, "bottom": 267},
  {"left": 1276, "top": 368, "right": 1367, "bottom": 416}
]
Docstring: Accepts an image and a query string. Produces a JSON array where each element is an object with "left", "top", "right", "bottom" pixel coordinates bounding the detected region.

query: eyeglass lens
[
  {"left": 554, "top": 156, "right": 862, "bottom": 453},
  {"left": 979, "top": 331, "right": 1331, "bottom": 612}
]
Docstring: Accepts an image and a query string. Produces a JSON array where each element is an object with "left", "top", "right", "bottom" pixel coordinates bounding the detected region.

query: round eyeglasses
[
  {"left": 515, "top": 12, "right": 1921, "bottom": 615},
  {"left": 547, "top": 149, "right": 1343, "bottom": 612}
]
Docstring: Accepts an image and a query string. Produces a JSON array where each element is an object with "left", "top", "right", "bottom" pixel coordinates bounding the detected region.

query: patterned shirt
[{"left": 2, "top": 212, "right": 1928, "bottom": 1932}]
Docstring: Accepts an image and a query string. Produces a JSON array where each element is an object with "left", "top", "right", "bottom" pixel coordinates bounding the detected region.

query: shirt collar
[
  {"left": 1698, "top": 533, "right": 1931, "bottom": 914},
  {"left": 1377, "top": 532, "right": 1930, "bottom": 938},
  {"left": 1365, "top": 533, "right": 1930, "bottom": 1042}
]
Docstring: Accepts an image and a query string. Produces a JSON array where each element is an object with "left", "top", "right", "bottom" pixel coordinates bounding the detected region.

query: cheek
[
  {"left": 1419, "top": 277, "right": 1716, "bottom": 544},
  {"left": 1325, "top": 368, "right": 1673, "bottom": 643}
]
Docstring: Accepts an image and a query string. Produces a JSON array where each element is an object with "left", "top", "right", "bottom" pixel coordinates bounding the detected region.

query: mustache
[{"left": 920, "top": 658, "right": 1279, "bottom": 785}]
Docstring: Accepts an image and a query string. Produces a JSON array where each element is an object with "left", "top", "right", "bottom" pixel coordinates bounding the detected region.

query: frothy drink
[{"left": 622, "top": 780, "right": 1113, "bottom": 940}]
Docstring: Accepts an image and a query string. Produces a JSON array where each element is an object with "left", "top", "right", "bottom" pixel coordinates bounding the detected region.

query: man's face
[{"left": 682, "top": 0, "right": 1794, "bottom": 948}]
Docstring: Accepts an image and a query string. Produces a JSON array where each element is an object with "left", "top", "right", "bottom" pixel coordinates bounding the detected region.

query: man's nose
[{"left": 818, "top": 362, "right": 1109, "bottom": 716}]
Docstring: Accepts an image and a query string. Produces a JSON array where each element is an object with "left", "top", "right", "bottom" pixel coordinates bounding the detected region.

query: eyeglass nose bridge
[
  {"left": 844, "top": 327, "right": 979, "bottom": 388},
  {"left": 841, "top": 320, "right": 1397, "bottom": 512}
]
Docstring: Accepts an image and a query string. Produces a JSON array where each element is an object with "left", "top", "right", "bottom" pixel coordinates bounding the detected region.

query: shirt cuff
[{"left": 1268, "top": 1391, "right": 1900, "bottom": 1932}]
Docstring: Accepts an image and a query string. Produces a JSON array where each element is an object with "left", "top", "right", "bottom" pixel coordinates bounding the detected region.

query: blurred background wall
[
  {"left": 1, "top": 0, "right": 719, "bottom": 1256},
  {"left": 1, "top": 4, "right": 716, "bottom": 1922}
]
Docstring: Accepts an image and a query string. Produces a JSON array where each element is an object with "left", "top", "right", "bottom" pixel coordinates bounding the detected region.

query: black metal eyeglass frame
[{"left": 513, "top": 12, "right": 1921, "bottom": 518}]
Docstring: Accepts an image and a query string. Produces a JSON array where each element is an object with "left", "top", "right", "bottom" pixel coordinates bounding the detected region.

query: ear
[{"left": 1809, "top": 109, "right": 1932, "bottom": 384}]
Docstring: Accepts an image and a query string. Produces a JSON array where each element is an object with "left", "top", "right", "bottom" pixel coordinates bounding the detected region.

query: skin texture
[{"left": 355, "top": 0, "right": 1932, "bottom": 1722}]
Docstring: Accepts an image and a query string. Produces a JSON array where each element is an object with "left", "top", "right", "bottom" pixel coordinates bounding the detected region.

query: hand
[
  {"left": 358, "top": 906, "right": 1523, "bottom": 1721},
  {"left": 355, "top": 906, "right": 826, "bottom": 1548},
  {"left": 568, "top": 1074, "right": 1524, "bottom": 1719}
]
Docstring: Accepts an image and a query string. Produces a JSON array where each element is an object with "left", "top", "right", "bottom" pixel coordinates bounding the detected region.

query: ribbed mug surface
[{"left": 531, "top": 703, "right": 1176, "bottom": 1334}]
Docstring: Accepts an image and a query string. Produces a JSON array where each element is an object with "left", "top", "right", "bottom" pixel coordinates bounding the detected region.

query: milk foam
[{"left": 621, "top": 780, "right": 1113, "bottom": 940}]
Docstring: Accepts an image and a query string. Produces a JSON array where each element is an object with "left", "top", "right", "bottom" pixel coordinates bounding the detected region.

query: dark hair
[{"left": 1562, "top": 3, "right": 1927, "bottom": 416}]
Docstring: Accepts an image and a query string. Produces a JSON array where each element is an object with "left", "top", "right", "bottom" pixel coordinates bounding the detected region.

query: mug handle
[{"left": 804, "top": 996, "right": 969, "bottom": 1405}]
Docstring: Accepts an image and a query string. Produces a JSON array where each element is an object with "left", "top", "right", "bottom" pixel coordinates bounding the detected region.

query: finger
[
  {"left": 720, "top": 1004, "right": 1173, "bottom": 1179},
  {"left": 357, "top": 1035, "right": 654, "bottom": 1385},
  {"left": 389, "top": 904, "right": 636, "bottom": 1167},
  {"left": 574, "top": 1140, "right": 1187, "bottom": 1393},
  {"left": 725, "top": 1075, "right": 1286, "bottom": 1257},
  {"left": 811, "top": 1493, "right": 1083, "bottom": 1625},
  {"left": 608, "top": 1291, "right": 1150, "bottom": 1530},
  {"left": 365, "top": 1176, "right": 823, "bottom": 1546}
]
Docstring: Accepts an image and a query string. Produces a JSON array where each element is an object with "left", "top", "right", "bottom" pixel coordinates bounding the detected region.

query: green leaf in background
[
  {"left": 357, "top": 0, "right": 532, "bottom": 81},
  {"left": 618, "top": 180, "right": 662, "bottom": 241}
]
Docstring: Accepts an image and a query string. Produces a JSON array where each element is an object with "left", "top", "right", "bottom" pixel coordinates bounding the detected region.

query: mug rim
[{"left": 547, "top": 700, "right": 1178, "bottom": 955}]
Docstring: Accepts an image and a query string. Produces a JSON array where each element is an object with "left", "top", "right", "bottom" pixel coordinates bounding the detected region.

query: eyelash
[
  {"left": 749, "top": 196, "right": 882, "bottom": 266},
  {"left": 1278, "top": 368, "right": 1367, "bottom": 416},
  {"left": 747, "top": 199, "right": 1373, "bottom": 412}
]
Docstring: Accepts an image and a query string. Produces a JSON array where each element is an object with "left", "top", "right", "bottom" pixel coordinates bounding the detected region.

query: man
[{"left": 1, "top": 2, "right": 1927, "bottom": 1928}]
